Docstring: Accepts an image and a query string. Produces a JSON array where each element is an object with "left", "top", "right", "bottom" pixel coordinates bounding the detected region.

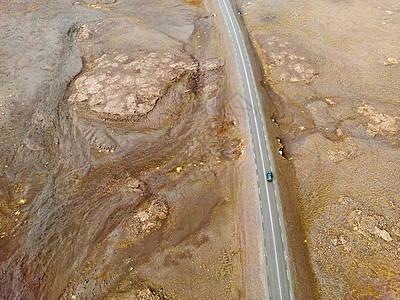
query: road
[{"left": 217, "top": 0, "right": 294, "bottom": 299}]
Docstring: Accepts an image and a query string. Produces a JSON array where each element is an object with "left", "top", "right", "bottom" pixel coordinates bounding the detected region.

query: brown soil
[
  {"left": 0, "top": 0, "right": 266, "bottom": 299},
  {"left": 240, "top": 0, "right": 400, "bottom": 298}
]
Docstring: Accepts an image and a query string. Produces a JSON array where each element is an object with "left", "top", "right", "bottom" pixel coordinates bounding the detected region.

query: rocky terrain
[
  {"left": 0, "top": 0, "right": 267, "bottom": 299},
  {"left": 239, "top": 0, "right": 400, "bottom": 298}
]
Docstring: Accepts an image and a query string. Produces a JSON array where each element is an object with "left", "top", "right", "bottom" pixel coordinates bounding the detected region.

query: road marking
[{"left": 220, "top": 0, "right": 285, "bottom": 298}]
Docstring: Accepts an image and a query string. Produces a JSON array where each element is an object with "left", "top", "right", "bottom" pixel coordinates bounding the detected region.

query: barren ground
[
  {"left": 0, "top": 0, "right": 266, "bottom": 298},
  {"left": 239, "top": 0, "right": 400, "bottom": 298}
]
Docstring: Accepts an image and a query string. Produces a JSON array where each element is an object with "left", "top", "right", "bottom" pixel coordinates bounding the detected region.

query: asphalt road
[{"left": 218, "top": 0, "right": 294, "bottom": 299}]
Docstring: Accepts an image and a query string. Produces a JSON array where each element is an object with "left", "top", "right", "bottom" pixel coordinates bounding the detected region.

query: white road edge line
[{"left": 219, "top": 0, "right": 284, "bottom": 298}]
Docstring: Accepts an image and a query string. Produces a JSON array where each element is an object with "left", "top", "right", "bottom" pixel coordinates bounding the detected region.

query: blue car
[{"left": 266, "top": 171, "right": 273, "bottom": 182}]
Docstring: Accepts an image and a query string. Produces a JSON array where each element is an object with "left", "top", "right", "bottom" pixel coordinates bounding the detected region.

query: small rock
[
  {"left": 384, "top": 57, "right": 398, "bottom": 66},
  {"left": 289, "top": 76, "right": 301, "bottom": 83},
  {"left": 293, "top": 63, "right": 305, "bottom": 74},
  {"left": 338, "top": 235, "right": 346, "bottom": 244},
  {"left": 325, "top": 98, "right": 336, "bottom": 105},
  {"left": 136, "top": 211, "right": 149, "bottom": 222},
  {"left": 127, "top": 179, "right": 140, "bottom": 187},
  {"left": 336, "top": 128, "right": 343, "bottom": 137},
  {"left": 373, "top": 226, "right": 393, "bottom": 242},
  {"left": 137, "top": 288, "right": 161, "bottom": 300}
]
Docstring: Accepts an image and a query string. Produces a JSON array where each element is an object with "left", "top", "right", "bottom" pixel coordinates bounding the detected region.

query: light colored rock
[
  {"left": 68, "top": 51, "right": 197, "bottom": 118},
  {"left": 373, "top": 226, "right": 393, "bottom": 242},
  {"left": 357, "top": 104, "right": 398, "bottom": 136},
  {"left": 137, "top": 288, "right": 161, "bottom": 300},
  {"left": 136, "top": 211, "right": 149, "bottom": 222},
  {"left": 123, "top": 199, "right": 168, "bottom": 244},
  {"left": 293, "top": 63, "right": 305, "bottom": 74},
  {"left": 384, "top": 57, "right": 399, "bottom": 66}
]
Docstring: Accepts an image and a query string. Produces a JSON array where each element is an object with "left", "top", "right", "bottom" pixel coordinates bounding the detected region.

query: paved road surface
[{"left": 218, "top": 0, "right": 294, "bottom": 299}]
